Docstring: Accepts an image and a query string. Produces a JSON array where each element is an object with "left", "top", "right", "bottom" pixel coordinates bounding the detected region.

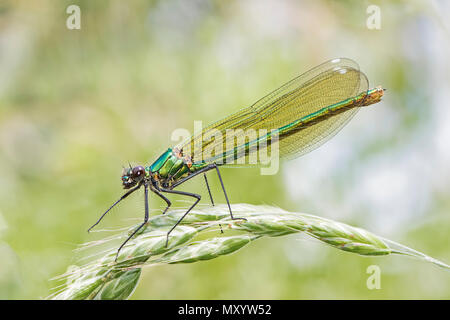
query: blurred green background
[{"left": 0, "top": 0, "right": 449, "bottom": 299}]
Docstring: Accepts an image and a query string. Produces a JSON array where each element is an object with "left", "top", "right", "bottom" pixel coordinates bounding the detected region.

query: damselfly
[{"left": 88, "top": 58, "right": 384, "bottom": 261}]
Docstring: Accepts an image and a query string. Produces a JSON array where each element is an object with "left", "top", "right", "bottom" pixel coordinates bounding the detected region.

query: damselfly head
[{"left": 121, "top": 165, "right": 146, "bottom": 189}]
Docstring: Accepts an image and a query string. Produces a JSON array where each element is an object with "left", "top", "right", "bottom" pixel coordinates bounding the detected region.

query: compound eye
[{"left": 132, "top": 166, "right": 145, "bottom": 178}]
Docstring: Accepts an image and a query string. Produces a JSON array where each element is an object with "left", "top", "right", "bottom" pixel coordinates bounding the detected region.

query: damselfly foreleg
[
  {"left": 114, "top": 181, "right": 150, "bottom": 261},
  {"left": 88, "top": 181, "right": 143, "bottom": 232}
]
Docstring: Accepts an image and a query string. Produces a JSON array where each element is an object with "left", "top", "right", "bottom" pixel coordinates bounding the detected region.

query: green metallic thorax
[{"left": 148, "top": 148, "right": 207, "bottom": 186}]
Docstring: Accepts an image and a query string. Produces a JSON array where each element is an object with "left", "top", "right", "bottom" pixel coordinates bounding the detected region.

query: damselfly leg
[
  {"left": 88, "top": 182, "right": 142, "bottom": 233},
  {"left": 162, "top": 164, "right": 246, "bottom": 246},
  {"left": 159, "top": 188, "right": 201, "bottom": 247},
  {"left": 203, "top": 172, "right": 224, "bottom": 233},
  {"left": 114, "top": 181, "right": 150, "bottom": 261}
]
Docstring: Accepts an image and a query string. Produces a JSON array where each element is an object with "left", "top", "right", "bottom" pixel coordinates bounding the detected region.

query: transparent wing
[{"left": 177, "top": 58, "right": 369, "bottom": 166}]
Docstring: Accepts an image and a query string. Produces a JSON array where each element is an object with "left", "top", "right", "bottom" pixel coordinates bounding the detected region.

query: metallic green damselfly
[{"left": 88, "top": 58, "right": 384, "bottom": 261}]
